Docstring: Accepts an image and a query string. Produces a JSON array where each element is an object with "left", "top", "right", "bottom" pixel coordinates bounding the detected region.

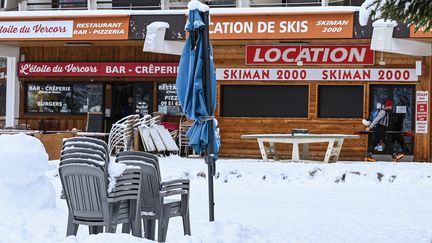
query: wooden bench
[{"left": 241, "top": 134, "right": 360, "bottom": 163}]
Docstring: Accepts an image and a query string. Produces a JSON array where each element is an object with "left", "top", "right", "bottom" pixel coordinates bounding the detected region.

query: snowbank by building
[{"left": 0, "top": 133, "right": 56, "bottom": 210}]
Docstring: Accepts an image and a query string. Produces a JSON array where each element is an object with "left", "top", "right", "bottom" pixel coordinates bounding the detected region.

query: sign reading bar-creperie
[
  {"left": 0, "top": 17, "right": 129, "bottom": 40},
  {"left": 246, "top": 45, "right": 374, "bottom": 65},
  {"left": 18, "top": 62, "right": 178, "bottom": 77},
  {"left": 209, "top": 13, "right": 353, "bottom": 39},
  {"left": 216, "top": 68, "right": 418, "bottom": 81}
]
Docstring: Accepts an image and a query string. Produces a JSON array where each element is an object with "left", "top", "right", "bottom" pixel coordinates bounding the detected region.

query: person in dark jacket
[
  {"left": 121, "top": 96, "right": 135, "bottom": 118},
  {"left": 365, "top": 99, "right": 405, "bottom": 162}
]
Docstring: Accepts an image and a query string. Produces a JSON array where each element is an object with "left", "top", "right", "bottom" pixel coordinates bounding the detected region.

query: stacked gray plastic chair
[
  {"left": 59, "top": 159, "right": 142, "bottom": 237},
  {"left": 62, "top": 137, "right": 109, "bottom": 165},
  {"left": 116, "top": 151, "right": 191, "bottom": 242},
  {"left": 116, "top": 151, "right": 161, "bottom": 180}
]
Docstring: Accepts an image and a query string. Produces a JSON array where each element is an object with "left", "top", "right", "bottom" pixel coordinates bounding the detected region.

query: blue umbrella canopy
[{"left": 176, "top": 8, "right": 220, "bottom": 159}]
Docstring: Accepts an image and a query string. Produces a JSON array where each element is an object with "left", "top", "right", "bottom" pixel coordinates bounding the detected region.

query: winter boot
[
  {"left": 392, "top": 153, "right": 405, "bottom": 162},
  {"left": 364, "top": 153, "right": 376, "bottom": 162}
]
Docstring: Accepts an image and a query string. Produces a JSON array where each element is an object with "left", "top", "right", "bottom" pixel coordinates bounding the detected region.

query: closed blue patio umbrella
[{"left": 176, "top": 1, "right": 220, "bottom": 222}]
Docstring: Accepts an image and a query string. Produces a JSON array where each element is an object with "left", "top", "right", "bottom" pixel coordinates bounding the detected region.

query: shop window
[
  {"left": 157, "top": 83, "right": 181, "bottom": 116},
  {"left": 72, "top": 84, "right": 103, "bottom": 113},
  {"left": 221, "top": 85, "right": 309, "bottom": 117},
  {"left": 25, "top": 83, "right": 103, "bottom": 114},
  {"left": 318, "top": 85, "right": 363, "bottom": 118},
  {"left": 51, "top": 0, "right": 87, "bottom": 9},
  {"left": 112, "top": 0, "right": 160, "bottom": 9},
  {"left": 0, "top": 83, "right": 5, "bottom": 116}
]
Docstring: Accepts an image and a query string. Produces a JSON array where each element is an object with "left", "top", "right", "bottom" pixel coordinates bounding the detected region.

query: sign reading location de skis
[
  {"left": 209, "top": 13, "right": 353, "bottom": 39},
  {"left": 246, "top": 45, "right": 375, "bottom": 65}
]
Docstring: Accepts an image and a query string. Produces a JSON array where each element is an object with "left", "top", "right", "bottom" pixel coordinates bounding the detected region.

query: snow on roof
[
  {"left": 188, "top": 0, "right": 210, "bottom": 12},
  {"left": 0, "top": 6, "right": 360, "bottom": 18},
  {"left": 147, "top": 21, "right": 170, "bottom": 29}
]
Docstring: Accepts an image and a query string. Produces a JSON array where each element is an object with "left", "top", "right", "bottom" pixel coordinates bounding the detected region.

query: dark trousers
[
  {"left": 367, "top": 124, "right": 394, "bottom": 154},
  {"left": 390, "top": 134, "right": 409, "bottom": 153}
]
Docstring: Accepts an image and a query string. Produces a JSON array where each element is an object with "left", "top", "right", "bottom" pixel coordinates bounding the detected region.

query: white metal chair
[{"left": 108, "top": 114, "right": 140, "bottom": 156}]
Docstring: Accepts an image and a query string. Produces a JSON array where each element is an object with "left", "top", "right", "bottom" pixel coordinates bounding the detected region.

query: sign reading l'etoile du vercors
[{"left": 18, "top": 62, "right": 179, "bottom": 77}]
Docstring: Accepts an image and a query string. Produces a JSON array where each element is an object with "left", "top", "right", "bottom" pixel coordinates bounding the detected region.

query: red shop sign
[
  {"left": 18, "top": 62, "right": 179, "bottom": 77},
  {"left": 246, "top": 45, "right": 375, "bottom": 65}
]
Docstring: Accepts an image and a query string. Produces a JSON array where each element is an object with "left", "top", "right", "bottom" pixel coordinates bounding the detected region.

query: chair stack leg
[
  {"left": 89, "top": 226, "right": 100, "bottom": 234},
  {"left": 158, "top": 214, "right": 170, "bottom": 242},
  {"left": 182, "top": 210, "right": 191, "bottom": 235},
  {"left": 144, "top": 219, "right": 156, "bottom": 240},
  {"left": 66, "top": 213, "right": 79, "bottom": 236},
  {"left": 121, "top": 223, "right": 130, "bottom": 233}
]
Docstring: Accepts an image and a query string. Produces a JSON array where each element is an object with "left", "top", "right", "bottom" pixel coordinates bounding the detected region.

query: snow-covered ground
[{"left": 1, "top": 134, "right": 432, "bottom": 243}]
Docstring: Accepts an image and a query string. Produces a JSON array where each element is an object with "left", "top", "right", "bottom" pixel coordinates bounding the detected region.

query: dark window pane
[
  {"left": 135, "top": 83, "right": 153, "bottom": 117},
  {"left": 52, "top": 0, "right": 87, "bottom": 8},
  {"left": 157, "top": 83, "right": 181, "bottom": 116},
  {"left": 72, "top": 84, "right": 103, "bottom": 113},
  {"left": 26, "top": 84, "right": 72, "bottom": 113},
  {"left": 112, "top": 0, "right": 160, "bottom": 9},
  {"left": 221, "top": 85, "right": 309, "bottom": 117},
  {"left": 0, "top": 83, "right": 5, "bottom": 116},
  {"left": 318, "top": 85, "right": 363, "bottom": 118}
]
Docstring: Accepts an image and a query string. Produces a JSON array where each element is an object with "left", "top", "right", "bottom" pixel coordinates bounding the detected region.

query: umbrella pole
[{"left": 202, "top": 11, "right": 215, "bottom": 222}]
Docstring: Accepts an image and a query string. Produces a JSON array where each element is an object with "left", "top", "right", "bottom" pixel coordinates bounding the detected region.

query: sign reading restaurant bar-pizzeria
[
  {"left": 18, "top": 62, "right": 178, "bottom": 77},
  {"left": 217, "top": 68, "right": 418, "bottom": 81},
  {"left": 0, "top": 16, "right": 129, "bottom": 40},
  {"left": 209, "top": 12, "right": 353, "bottom": 39},
  {"left": 246, "top": 45, "right": 374, "bottom": 65}
]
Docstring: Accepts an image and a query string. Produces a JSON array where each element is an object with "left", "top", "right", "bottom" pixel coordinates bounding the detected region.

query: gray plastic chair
[
  {"left": 60, "top": 153, "right": 105, "bottom": 165},
  {"left": 118, "top": 151, "right": 159, "bottom": 164},
  {"left": 59, "top": 162, "right": 142, "bottom": 237},
  {"left": 116, "top": 151, "right": 161, "bottom": 180},
  {"left": 119, "top": 160, "right": 190, "bottom": 242},
  {"left": 62, "top": 142, "right": 108, "bottom": 158},
  {"left": 59, "top": 157, "right": 105, "bottom": 170},
  {"left": 61, "top": 147, "right": 107, "bottom": 164},
  {"left": 64, "top": 137, "right": 108, "bottom": 154}
]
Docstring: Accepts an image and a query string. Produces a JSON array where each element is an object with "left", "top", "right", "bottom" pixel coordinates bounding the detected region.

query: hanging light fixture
[
  {"left": 297, "top": 44, "right": 304, "bottom": 66},
  {"left": 378, "top": 51, "right": 385, "bottom": 66}
]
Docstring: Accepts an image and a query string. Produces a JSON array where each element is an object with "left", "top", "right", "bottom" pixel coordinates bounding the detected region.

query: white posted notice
[{"left": 415, "top": 91, "right": 428, "bottom": 133}]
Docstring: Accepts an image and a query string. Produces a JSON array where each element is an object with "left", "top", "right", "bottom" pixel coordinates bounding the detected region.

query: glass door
[
  {"left": 369, "top": 84, "right": 415, "bottom": 155},
  {"left": 112, "top": 83, "right": 154, "bottom": 122}
]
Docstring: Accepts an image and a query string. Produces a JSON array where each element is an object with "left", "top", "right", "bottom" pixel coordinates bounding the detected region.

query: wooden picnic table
[{"left": 241, "top": 133, "right": 359, "bottom": 163}]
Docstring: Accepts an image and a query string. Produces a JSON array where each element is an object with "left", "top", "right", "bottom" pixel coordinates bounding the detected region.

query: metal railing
[
  {"left": 250, "top": 0, "right": 345, "bottom": 7},
  {"left": 96, "top": 0, "right": 161, "bottom": 10},
  {"left": 23, "top": 0, "right": 88, "bottom": 11},
  {"left": 11, "top": 0, "right": 359, "bottom": 11}
]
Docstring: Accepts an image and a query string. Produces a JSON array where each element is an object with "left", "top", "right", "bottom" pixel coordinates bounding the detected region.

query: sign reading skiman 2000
[{"left": 216, "top": 68, "right": 418, "bottom": 81}]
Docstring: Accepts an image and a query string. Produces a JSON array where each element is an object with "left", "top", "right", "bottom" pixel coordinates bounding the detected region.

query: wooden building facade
[{"left": 0, "top": 8, "right": 430, "bottom": 161}]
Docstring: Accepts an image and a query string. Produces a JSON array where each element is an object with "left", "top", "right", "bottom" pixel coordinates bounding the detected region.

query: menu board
[
  {"left": 157, "top": 83, "right": 181, "bottom": 116},
  {"left": 134, "top": 83, "right": 153, "bottom": 117},
  {"left": 86, "top": 112, "right": 104, "bottom": 132}
]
